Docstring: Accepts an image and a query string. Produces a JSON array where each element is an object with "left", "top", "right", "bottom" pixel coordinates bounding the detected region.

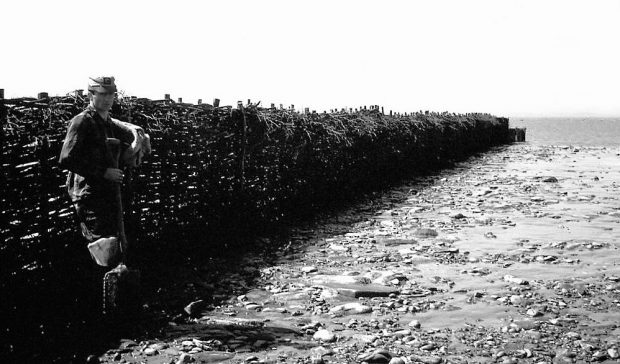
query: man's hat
[{"left": 88, "top": 76, "right": 117, "bottom": 93}]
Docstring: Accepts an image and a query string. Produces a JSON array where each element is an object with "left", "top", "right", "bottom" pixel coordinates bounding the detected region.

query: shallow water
[
  {"left": 404, "top": 144, "right": 620, "bottom": 331},
  {"left": 510, "top": 117, "right": 620, "bottom": 147}
]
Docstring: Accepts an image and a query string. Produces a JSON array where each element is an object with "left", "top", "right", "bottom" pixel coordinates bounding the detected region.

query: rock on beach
[
  {"left": 329, "top": 302, "right": 372, "bottom": 314},
  {"left": 313, "top": 329, "right": 336, "bottom": 342}
]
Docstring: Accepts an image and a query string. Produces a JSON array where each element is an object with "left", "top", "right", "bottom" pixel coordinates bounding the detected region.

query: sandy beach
[{"left": 91, "top": 142, "right": 620, "bottom": 363}]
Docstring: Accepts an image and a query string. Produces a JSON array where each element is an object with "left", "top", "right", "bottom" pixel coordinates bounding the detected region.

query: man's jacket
[{"left": 59, "top": 106, "right": 139, "bottom": 203}]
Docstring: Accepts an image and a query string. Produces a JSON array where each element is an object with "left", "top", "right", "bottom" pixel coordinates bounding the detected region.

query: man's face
[{"left": 91, "top": 91, "right": 116, "bottom": 112}]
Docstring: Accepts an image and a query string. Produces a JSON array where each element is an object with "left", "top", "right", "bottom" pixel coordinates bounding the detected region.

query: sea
[{"left": 509, "top": 117, "right": 620, "bottom": 146}]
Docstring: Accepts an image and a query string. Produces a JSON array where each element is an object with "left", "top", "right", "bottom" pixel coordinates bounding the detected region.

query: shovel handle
[
  {"left": 105, "top": 138, "right": 121, "bottom": 169},
  {"left": 105, "top": 138, "right": 128, "bottom": 262}
]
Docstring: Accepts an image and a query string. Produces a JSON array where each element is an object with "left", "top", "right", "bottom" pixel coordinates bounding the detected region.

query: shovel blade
[{"left": 87, "top": 237, "right": 120, "bottom": 267}]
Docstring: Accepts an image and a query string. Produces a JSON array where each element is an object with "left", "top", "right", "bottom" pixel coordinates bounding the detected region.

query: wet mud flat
[{"left": 100, "top": 144, "right": 620, "bottom": 364}]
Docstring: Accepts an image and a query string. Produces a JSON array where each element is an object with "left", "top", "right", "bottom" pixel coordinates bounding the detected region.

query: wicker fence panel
[
  {"left": 1, "top": 93, "right": 511, "bottom": 304},
  {"left": 1, "top": 93, "right": 515, "bottom": 360}
]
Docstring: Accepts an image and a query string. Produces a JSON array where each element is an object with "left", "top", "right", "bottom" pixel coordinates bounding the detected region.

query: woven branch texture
[
  {"left": 1, "top": 94, "right": 510, "bottom": 274},
  {"left": 0, "top": 94, "right": 510, "bottom": 349}
]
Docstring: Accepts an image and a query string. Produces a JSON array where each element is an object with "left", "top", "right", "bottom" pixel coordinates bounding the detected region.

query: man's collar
[{"left": 86, "top": 105, "right": 111, "bottom": 123}]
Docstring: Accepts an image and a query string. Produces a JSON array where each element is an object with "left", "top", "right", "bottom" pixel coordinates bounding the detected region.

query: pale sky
[{"left": 2, "top": 0, "right": 619, "bottom": 117}]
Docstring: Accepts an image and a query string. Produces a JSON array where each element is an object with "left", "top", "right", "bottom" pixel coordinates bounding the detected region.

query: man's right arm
[{"left": 58, "top": 115, "right": 107, "bottom": 179}]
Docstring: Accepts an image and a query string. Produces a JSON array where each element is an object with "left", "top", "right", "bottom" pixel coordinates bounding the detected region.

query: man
[{"left": 59, "top": 76, "right": 149, "bottom": 266}]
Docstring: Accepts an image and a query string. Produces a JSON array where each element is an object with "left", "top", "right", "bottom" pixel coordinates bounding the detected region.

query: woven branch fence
[{"left": 0, "top": 89, "right": 513, "bottom": 359}]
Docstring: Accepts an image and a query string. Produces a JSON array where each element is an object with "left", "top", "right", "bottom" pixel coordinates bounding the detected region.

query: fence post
[
  {"left": 213, "top": 98, "right": 220, "bottom": 108},
  {"left": 0, "top": 88, "right": 5, "bottom": 132},
  {"left": 160, "top": 129, "right": 171, "bottom": 240},
  {"left": 237, "top": 101, "right": 247, "bottom": 192},
  {"left": 0, "top": 89, "right": 6, "bottom": 196},
  {"left": 38, "top": 135, "right": 51, "bottom": 255}
]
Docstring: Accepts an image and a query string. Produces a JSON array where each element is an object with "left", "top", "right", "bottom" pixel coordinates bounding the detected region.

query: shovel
[{"left": 102, "top": 137, "right": 141, "bottom": 316}]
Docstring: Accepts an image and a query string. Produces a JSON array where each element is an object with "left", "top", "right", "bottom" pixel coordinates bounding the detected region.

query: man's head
[{"left": 88, "top": 76, "right": 117, "bottom": 113}]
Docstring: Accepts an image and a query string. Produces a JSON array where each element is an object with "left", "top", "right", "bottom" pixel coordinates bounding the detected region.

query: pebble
[
  {"left": 144, "top": 348, "right": 157, "bottom": 356},
  {"left": 516, "top": 349, "right": 532, "bottom": 358},
  {"left": 390, "top": 329, "right": 411, "bottom": 338},
  {"left": 359, "top": 349, "right": 391, "bottom": 364},
  {"left": 420, "top": 356, "right": 442, "bottom": 364},
  {"left": 313, "top": 329, "right": 336, "bottom": 342},
  {"left": 504, "top": 274, "right": 529, "bottom": 285},
  {"left": 149, "top": 342, "right": 168, "bottom": 351},
  {"left": 177, "top": 353, "right": 194, "bottom": 364},
  {"left": 555, "top": 349, "right": 576, "bottom": 361},
  {"left": 389, "top": 357, "right": 406, "bottom": 364},
  {"left": 354, "top": 334, "right": 378, "bottom": 343},
  {"left": 381, "top": 220, "right": 395, "bottom": 227},
  {"left": 565, "top": 331, "right": 580, "bottom": 339},
  {"left": 165, "top": 347, "right": 181, "bottom": 356},
  {"left": 184, "top": 300, "right": 205, "bottom": 316},
  {"left": 510, "top": 295, "right": 523, "bottom": 306},
  {"left": 329, "top": 302, "right": 372, "bottom": 314},
  {"left": 420, "top": 343, "right": 437, "bottom": 351},
  {"left": 592, "top": 351, "right": 607, "bottom": 361},
  {"left": 475, "top": 217, "right": 492, "bottom": 225},
  {"left": 311, "top": 346, "right": 334, "bottom": 358},
  {"left": 119, "top": 340, "right": 138, "bottom": 350},
  {"left": 302, "top": 266, "right": 318, "bottom": 273},
  {"left": 408, "top": 319, "right": 421, "bottom": 329},
  {"left": 527, "top": 308, "right": 542, "bottom": 317},
  {"left": 414, "top": 228, "right": 438, "bottom": 238},
  {"left": 608, "top": 348, "right": 619, "bottom": 359}
]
